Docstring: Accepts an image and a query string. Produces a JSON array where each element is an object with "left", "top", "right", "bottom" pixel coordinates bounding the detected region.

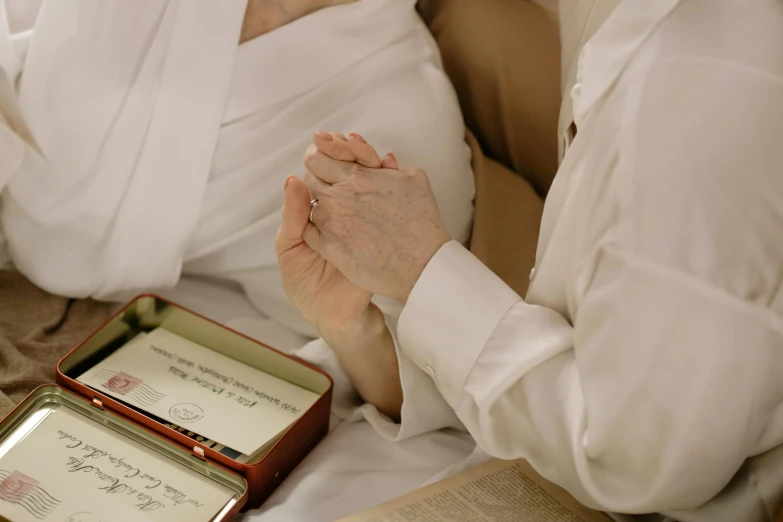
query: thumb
[{"left": 276, "top": 175, "right": 311, "bottom": 255}]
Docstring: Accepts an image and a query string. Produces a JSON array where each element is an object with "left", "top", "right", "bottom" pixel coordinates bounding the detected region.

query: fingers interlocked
[
  {"left": 314, "top": 131, "right": 384, "bottom": 168},
  {"left": 303, "top": 131, "right": 398, "bottom": 231},
  {"left": 300, "top": 131, "right": 404, "bottom": 266}
]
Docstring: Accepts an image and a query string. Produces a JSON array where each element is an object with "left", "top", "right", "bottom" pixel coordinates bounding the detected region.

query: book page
[
  {"left": 0, "top": 405, "right": 235, "bottom": 522},
  {"left": 76, "top": 328, "right": 319, "bottom": 456},
  {"left": 339, "top": 459, "right": 612, "bottom": 522}
]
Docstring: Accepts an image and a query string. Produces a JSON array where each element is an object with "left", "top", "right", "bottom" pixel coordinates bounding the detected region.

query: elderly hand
[
  {"left": 275, "top": 147, "right": 372, "bottom": 334},
  {"left": 276, "top": 132, "right": 404, "bottom": 419},
  {"left": 275, "top": 132, "right": 399, "bottom": 333},
  {"left": 303, "top": 133, "right": 451, "bottom": 304}
]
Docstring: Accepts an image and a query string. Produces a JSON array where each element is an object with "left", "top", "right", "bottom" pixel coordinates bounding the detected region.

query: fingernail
[
  {"left": 315, "top": 132, "right": 334, "bottom": 141},
  {"left": 350, "top": 133, "right": 367, "bottom": 144},
  {"left": 284, "top": 175, "right": 294, "bottom": 189},
  {"left": 387, "top": 153, "right": 396, "bottom": 162}
]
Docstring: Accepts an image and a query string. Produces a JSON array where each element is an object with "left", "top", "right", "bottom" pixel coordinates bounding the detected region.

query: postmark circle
[{"left": 169, "top": 403, "right": 204, "bottom": 424}]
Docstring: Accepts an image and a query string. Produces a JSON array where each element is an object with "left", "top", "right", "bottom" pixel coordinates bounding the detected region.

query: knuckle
[
  {"left": 317, "top": 199, "right": 336, "bottom": 227},
  {"left": 318, "top": 211, "right": 331, "bottom": 230},
  {"left": 303, "top": 144, "right": 318, "bottom": 169},
  {"left": 408, "top": 168, "right": 427, "bottom": 180},
  {"left": 322, "top": 221, "right": 338, "bottom": 237},
  {"left": 321, "top": 204, "right": 347, "bottom": 235},
  {"left": 348, "top": 163, "right": 365, "bottom": 179}
]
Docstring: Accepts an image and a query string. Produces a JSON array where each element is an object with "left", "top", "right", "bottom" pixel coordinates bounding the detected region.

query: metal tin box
[{"left": 0, "top": 294, "right": 333, "bottom": 521}]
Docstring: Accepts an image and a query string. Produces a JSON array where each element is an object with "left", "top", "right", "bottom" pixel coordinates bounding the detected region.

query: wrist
[
  {"left": 317, "top": 304, "right": 389, "bottom": 355},
  {"left": 397, "top": 235, "right": 450, "bottom": 304}
]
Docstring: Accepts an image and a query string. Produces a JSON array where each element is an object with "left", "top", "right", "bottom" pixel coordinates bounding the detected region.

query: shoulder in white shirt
[{"left": 393, "top": 1, "right": 783, "bottom": 520}]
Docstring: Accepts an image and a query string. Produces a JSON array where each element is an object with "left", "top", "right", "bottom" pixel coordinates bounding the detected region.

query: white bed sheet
[{"left": 162, "top": 276, "right": 476, "bottom": 522}]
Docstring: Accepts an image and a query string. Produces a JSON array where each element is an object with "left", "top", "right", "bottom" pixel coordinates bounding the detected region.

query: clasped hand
[{"left": 275, "top": 132, "right": 451, "bottom": 337}]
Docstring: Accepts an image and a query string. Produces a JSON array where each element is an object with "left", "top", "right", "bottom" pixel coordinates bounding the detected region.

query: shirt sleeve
[
  {"left": 291, "top": 292, "right": 466, "bottom": 442},
  {"left": 397, "top": 49, "right": 783, "bottom": 514},
  {"left": 398, "top": 239, "right": 783, "bottom": 514},
  {"left": 355, "top": 295, "right": 468, "bottom": 441}
]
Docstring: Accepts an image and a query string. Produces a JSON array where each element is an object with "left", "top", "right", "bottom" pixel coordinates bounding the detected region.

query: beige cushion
[
  {"left": 467, "top": 133, "right": 542, "bottom": 296},
  {"left": 419, "top": 0, "right": 561, "bottom": 294},
  {"left": 421, "top": 0, "right": 561, "bottom": 197}
]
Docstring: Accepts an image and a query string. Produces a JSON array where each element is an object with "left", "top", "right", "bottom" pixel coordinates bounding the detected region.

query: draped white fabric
[
  {"left": 0, "top": 0, "right": 474, "bottom": 338},
  {"left": 3, "top": 0, "right": 248, "bottom": 297},
  {"left": 0, "top": 5, "right": 477, "bottom": 520},
  {"left": 394, "top": 1, "right": 783, "bottom": 520}
]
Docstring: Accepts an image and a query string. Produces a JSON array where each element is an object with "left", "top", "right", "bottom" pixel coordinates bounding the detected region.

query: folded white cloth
[
  {"left": 0, "top": 0, "right": 474, "bottom": 341},
  {"left": 0, "top": 0, "right": 475, "bottom": 466}
]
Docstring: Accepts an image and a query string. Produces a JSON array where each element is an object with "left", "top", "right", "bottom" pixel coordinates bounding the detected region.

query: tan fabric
[
  {"left": 0, "top": 270, "right": 113, "bottom": 415},
  {"left": 467, "top": 133, "right": 542, "bottom": 297},
  {"left": 419, "top": 0, "right": 560, "bottom": 294},
  {"left": 421, "top": 0, "right": 561, "bottom": 197}
]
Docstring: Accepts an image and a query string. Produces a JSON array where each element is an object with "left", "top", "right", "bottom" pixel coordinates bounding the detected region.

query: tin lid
[{"left": 0, "top": 385, "right": 247, "bottom": 522}]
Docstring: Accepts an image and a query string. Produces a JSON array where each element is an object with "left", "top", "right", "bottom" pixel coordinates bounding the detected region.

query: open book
[
  {"left": 339, "top": 458, "right": 613, "bottom": 522},
  {"left": 77, "top": 328, "right": 320, "bottom": 462}
]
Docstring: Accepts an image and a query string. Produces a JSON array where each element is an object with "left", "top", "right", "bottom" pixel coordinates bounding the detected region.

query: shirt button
[
  {"left": 529, "top": 267, "right": 537, "bottom": 281},
  {"left": 424, "top": 364, "right": 435, "bottom": 378}
]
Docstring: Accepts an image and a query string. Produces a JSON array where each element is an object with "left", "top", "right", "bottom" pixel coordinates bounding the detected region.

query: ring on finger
[{"left": 309, "top": 199, "right": 319, "bottom": 224}]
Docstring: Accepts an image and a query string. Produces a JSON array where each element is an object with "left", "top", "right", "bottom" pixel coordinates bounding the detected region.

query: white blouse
[{"left": 392, "top": 1, "right": 783, "bottom": 520}]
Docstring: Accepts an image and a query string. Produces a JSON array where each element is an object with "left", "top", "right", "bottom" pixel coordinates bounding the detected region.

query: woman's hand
[
  {"left": 276, "top": 132, "right": 401, "bottom": 333},
  {"left": 275, "top": 132, "right": 403, "bottom": 419},
  {"left": 302, "top": 134, "right": 451, "bottom": 304}
]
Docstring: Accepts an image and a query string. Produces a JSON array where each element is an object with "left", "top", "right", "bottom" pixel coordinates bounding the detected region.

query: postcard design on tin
[
  {"left": 0, "top": 470, "right": 60, "bottom": 520},
  {"left": 0, "top": 406, "right": 236, "bottom": 522}
]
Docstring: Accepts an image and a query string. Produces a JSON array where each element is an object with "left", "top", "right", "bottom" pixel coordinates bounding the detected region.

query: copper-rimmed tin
[{"left": 0, "top": 294, "right": 333, "bottom": 519}]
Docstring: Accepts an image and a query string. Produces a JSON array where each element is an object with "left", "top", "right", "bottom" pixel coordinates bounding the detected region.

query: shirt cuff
[
  {"left": 397, "top": 240, "right": 521, "bottom": 408},
  {"left": 290, "top": 296, "right": 466, "bottom": 442},
  {"left": 360, "top": 297, "right": 466, "bottom": 441}
]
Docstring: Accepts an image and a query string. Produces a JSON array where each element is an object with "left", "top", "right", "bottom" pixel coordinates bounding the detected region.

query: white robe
[
  {"left": 0, "top": 4, "right": 477, "bottom": 519},
  {"left": 0, "top": 0, "right": 474, "bottom": 339}
]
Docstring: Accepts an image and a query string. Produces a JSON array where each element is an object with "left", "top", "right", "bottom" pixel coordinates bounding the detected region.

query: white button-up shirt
[{"left": 393, "top": 0, "right": 783, "bottom": 519}]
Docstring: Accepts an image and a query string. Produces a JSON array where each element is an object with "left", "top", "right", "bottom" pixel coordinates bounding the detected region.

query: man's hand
[{"left": 303, "top": 133, "right": 451, "bottom": 304}]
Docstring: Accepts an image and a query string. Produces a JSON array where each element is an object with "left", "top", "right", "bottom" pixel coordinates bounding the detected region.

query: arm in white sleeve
[
  {"left": 399, "top": 241, "right": 783, "bottom": 513},
  {"left": 397, "top": 60, "right": 783, "bottom": 513},
  {"left": 294, "top": 293, "right": 465, "bottom": 441}
]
